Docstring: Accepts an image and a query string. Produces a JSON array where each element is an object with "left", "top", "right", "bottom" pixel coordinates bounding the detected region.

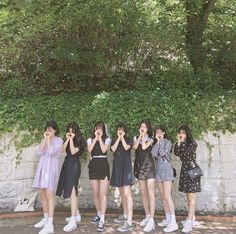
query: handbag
[
  {"left": 187, "top": 165, "right": 203, "bottom": 179},
  {"left": 14, "top": 192, "right": 37, "bottom": 212}
]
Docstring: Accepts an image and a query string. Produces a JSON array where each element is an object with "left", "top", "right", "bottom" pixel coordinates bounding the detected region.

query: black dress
[
  {"left": 56, "top": 141, "right": 84, "bottom": 199},
  {"left": 134, "top": 136, "right": 155, "bottom": 180},
  {"left": 174, "top": 141, "right": 201, "bottom": 193},
  {"left": 110, "top": 138, "right": 133, "bottom": 187},
  {"left": 87, "top": 138, "right": 111, "bottom": 180}
]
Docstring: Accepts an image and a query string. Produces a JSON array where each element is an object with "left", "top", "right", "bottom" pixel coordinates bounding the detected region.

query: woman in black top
[
  {"left": 174, "top": 125, "right": 201, "bottom": 233},
  {"left": 56, "top": 122, "right": 86, "bottom": 232},
  {"left": 110, "top": 123, "right": 133, "bottom": 232},
  {"left": 87, "top": 121, "right": 111, "bottom": 232},
  {"left": 133, "top": 120, "right": 156, "bottom": 232}
]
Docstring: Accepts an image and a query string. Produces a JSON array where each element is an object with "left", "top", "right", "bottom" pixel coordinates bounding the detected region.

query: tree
[{"left": 185, "top": 0, "right": 217, "bottom": 72}]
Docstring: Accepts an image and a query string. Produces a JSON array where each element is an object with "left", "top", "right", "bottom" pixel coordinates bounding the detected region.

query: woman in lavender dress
[{"left": 32, "top": 121, "right": 63, "bottom": 234}]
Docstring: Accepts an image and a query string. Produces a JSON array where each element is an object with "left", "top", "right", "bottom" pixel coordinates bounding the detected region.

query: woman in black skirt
[
  {"left": 133, "top": 119, "right": 156, "bottom": 233},
  {"left": 174, "top": 125, "right": 201, "bottom": 233},
  {"left": 56, "top": 122, "right": 86, "bottom": 232},
  {"left": 87, "top": 121, "right": 111, "bottom": 232},
  {"left": 110, "top": 123, "right": 133, "bottom": 232}
]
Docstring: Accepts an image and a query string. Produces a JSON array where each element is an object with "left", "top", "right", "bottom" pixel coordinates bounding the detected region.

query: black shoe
[
  {"left": 97, "top": 221, "right": 104, "bottom": 232},
  {"left": 91, "top": 215, "right": 101, "bottom": 224}
]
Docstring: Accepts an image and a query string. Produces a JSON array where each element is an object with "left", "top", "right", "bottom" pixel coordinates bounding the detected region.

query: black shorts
[{"left": 88, "top": 158, "right": 110, "bottom": 180}]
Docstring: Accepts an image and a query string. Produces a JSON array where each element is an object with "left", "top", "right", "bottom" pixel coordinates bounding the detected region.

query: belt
[{"left": 92, "top": 155, "right": 107, "bottom": 158}]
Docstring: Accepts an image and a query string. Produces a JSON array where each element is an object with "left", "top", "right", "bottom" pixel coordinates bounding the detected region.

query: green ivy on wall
[{"left": 0, "top": 89, "right": 235, "bottom": 164}]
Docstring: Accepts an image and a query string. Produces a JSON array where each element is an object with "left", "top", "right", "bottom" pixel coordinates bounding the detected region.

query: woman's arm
[
  {"left": 174, "top": 142, "right": 182, "bottom": 157},
  {"left": 133, "top": 135, "right": 141, "bottom": 149},
  {"left": 69, "top": 138, "right": 79, "bottom": 155},
  {"left": 62, "top": 138, "right": 70, "bottom": 152},
  {"left": 158, "top": 139, "right": 172, "bottom": 157},
  {"left": 47, "top": 138, "right": 63, "bottom": 156},
  {"left": 121, "top": 137, "right": 131, "bottom": 151},
  {"left": 87, "top": 138, "right": 97, "bottom": 153},
  {"left": 111, "top": 137, "right": 120, "bottom": 152},
  {"left": 142, "top": 138, "right": 153, "bottom": 150},
  {"left": 151, "top": 143, "right": 160, "bottom": 158}
]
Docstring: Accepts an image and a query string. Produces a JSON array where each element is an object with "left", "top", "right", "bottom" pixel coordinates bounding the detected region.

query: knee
[
  {"left": 93, "top": 192, "right": 99, "bottom": 199},
  {"left": 160, "top": 192, "right": 165, "bottom": 200},
  {"left": 148, "top": 192, "right": 155, "bottom": 200},
  {"left": 189, "top": 198, "right": 196, "bottom": 206},
  {"left": 99, "top": 193, "right": 107, "bottom": 201}
]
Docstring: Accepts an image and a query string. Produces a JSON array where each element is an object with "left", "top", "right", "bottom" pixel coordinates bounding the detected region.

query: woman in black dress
[
  {"left": 174, "top": 125, "right": 201, "bottom": 233},
  {"left": 110, "top": 123, "right": 133, "bottom": 232},
  {"left": 87, "top": 121, "right": 111, "bottom": 232},
  {"left": 133, "top": 119, "right": 156, "bottom": 233},
  {"left": 56, "top": 122, "right": 86, "bottom": 232}
]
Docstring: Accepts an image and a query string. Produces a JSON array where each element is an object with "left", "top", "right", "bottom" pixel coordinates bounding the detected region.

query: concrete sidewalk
[{"left": 0, "top": 210, "right": 236, "bottom": 234}]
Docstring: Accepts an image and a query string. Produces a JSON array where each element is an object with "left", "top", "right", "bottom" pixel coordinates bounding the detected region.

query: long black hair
[
  {"left": 44, "top": 120, "right": 60, "bottom": 136},
  {"left": 178, "top": 125, "right": 195, "bottom": 145},
  {"left": 137, "top": 119, "right": 152, "bottom": 138},
  {"left": 153, "top": 125, "right": 168, "bottom": 143},
  {"left": 66, "top": 122, "right": 86, "bottom": 149},
  {"left": 114, "top": 122, "right": 128, "bottom": 141},
  {"left": 91, "top": 121, "right": 108, "bottom": 141}
]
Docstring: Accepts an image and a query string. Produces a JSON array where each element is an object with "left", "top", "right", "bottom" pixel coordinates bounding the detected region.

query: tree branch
[{"left": 201, "top": 0, "right": 217, "bottom": 27}]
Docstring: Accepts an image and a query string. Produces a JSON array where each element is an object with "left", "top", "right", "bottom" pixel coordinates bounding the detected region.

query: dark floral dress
[{"left": 174, "top": 141, "right": 201, "bottom": 193}]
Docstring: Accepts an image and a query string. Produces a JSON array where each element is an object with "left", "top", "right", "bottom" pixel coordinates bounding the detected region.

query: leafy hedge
[{"left": 0, "top": 89, "right": 235, "bottom": 163}]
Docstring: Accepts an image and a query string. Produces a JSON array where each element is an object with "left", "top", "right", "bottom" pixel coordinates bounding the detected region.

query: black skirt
[
  {"left": 88, "top": 158, "right": 110, "bottom": 180},
  {"left": 56, "top": 155, "right": 81, "bottom": 199}
]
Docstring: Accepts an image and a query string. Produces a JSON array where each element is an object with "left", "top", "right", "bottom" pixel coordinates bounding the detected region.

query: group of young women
[{"left": 32, "top": 120, "right": 201, "bottom": 234}]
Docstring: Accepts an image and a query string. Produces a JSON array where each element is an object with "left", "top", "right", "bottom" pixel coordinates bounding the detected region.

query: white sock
[
  {"left": 165, "top": 213, "right": 171, "bottom": 223},
  {"left": 97, "top": 211, "right": 101, "bottom": 217},
  {"left": 100, "top": 214, "right": 105, "bottom": 223},
  {"left": 127, "top": 219, "right": 132, "bottom": 226},
  {"left": 124, "top": 214, "right": 128, "bottom": 219},
  {"left": 44, "top": 213, "right": 49, "bottom": 220},
  {"left": 170, "top": 214, "right": 176, "bottom": 224},
  {"left": 48, "top": 217, "right": 53, "bottom": 225},
  {"left": 76, "top": 210, "right": 80, "bottom": 216},
  {"left": 149, "top": 218, "right": 154, "bottom": 223},
  {"left": 70, "top": 216, "right": 76, "bottom": 222},
  {"left": 146, "top": 214, "right": 150, "bottom": 219}
]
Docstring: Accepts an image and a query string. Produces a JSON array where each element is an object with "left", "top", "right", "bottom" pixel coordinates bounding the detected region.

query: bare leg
[
  {"left": 123, "top": 186, "right": 133, "bottom": 223},
  {"left": 39, "top": 189, "right": 48, "bottom": 214},
  {"left": 147, "top": 179, "right": 155, "bottom": 219},
  {"left": 70, "top": 186, "right": 78, "bottom": 217},
  {"left": 119, "top": 187, "right": 128, "bottom": 216},
  {"left": 139, "top": 180, "right": 150, "bottom": 216},
  {"left": 45, "top": 190, "right": 54, "bottom": 218},
  {"left": 186, "top": 193, "right": 196, "bottom": 221},
  {"left": 157, "top": 182, "right": 170, "bottom": 217},
  {"left": 163, "top": 181, "right": 175, "bottom": 215},
  {"left": 99, "top": 178, "right": 110, "bottom": 220},
  {"left": 91, "top": 180, "right": 101, "bottom": 214}
]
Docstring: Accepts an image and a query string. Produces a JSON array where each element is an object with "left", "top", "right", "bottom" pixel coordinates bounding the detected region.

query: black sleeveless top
[{"left": 87, "top": 138, "right": 111, "bottom": 157}]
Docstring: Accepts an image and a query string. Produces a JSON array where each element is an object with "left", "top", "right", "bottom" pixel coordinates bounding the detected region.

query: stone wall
[{"left": 0, "top": 132, "right": 235, "bottom": 212}]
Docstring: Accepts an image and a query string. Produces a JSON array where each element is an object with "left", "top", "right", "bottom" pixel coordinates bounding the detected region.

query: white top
[{"left": 87, "top": 137, "right": 111, "bottom": 145}]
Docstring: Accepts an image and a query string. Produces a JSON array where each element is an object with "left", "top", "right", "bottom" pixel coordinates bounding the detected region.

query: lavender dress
[{"left": 32, "top": 136, "right": 63, "bottom": 192}]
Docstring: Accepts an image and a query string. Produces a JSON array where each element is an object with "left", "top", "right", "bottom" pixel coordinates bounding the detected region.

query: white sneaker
[
  {"left": 182, "top": 221, "right": 192, "bottom": 233},
  {"left": 63, "top": 220, "right": 77, "bottom": 232},
  {"left": 163, "top": 222, "right": 179, "bottom": 232},
  {"left": 34, "top": 218, "right": 47, "bottom": 228},
  {"left": 65, "top": 214, "right": 81, "bottom": 223},
  {"left": 143, "top": 218, "right": 155, "bottom": 232},
  {"left": 38, "top": 223, "right": 54, "bottom": 234},
  {"left": 181, "top": 219, "right": 199, "bottom": 227},
  {"left": 158, "top": 219, "right": 168, "bottom": 227},
  {"left": 140, "top": 216, "right": 150, "bottom": 227}
]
